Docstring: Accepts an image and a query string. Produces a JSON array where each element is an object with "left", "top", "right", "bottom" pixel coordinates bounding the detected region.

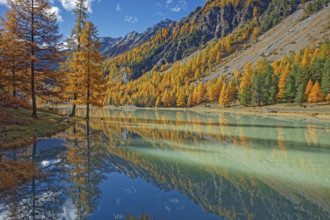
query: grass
[{"left": 0, "top": 105, "right": 82, "bottom": 150}]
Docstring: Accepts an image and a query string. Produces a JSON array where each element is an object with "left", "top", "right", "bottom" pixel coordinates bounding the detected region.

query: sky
[{"left": 0, "top": 0, "right": 206, "bottom": 38}]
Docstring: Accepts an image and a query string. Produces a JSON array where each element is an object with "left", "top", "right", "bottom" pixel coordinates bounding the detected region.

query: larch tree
[
  {"left": 308, "top": 81, "right": 323, "bottom": 104},
  {"left": 64, "top": 0, "right": 89, "bottom": 116},
  {"left": 219, "top": 84, "right": 229, "bottom": 107},
  {"left": 10, "top": 0, "right": 63, "bottom": 118},
  {"left": 196, "top": 83, "right": 205, "bottom": 105},
  {"left": 239, "top": 62, "right": 253, "bottom": 105},
  {"left": 187, "top": 94, "right": 193, "bottom": 107},
  {"left": 155, "top": 96, "right": 161, "bottom": 107},
  {"left": 325, "top": 93, "right": 330, "bottom": 104},
  {"left": 194, "top": 68, "right": 201, "bottom": 79},
  {"left": 305, "top": 79, "right": 313, "bottom": 96},
  {"left": 252, "top": 27, "right": 259, "bottom": 40},
  {"left": 71, "top": 21, "right": 106, "bottom": 119},
  {"left": 234, "top": 69, "right": 240, "bottom": 84},
  {"left": 0, "top": 9, "right": 28, "bottom": 97},
  {"left": 216, "top": 51, "right": 221, "bottom": 63},
  {"left": 176, "top": 90, "right": 186, "bottom": 107}
]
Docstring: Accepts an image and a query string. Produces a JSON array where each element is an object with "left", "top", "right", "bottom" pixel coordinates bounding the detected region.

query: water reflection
[{"left": 1, "top": 109, "right": 330, "bottom": 219}]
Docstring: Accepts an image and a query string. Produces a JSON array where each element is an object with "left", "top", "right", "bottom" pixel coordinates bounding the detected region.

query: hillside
[
  {"left": 206, "top": 4, "right": 330, "bottom": 81},
  {"left": 104, "top": 0, "right": 277, "bottom": 83},
  {"left": 104, "top": 0, "right": 330, "bottom": 108}
]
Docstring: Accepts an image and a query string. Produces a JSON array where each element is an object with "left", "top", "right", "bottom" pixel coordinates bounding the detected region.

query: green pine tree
[
  {"left": 295, "top": 84, "right": 305, "bottom": 105},
  {"left": 252, "top": 72, "right": 263, "bottom": 107},
  {"left": 239, "top": 86, "right": 250, "bottom": 107},
  {"left": 284, "top": 73, "right": 296, "bottom": 103},
  {"left": 321, "top": 57, "right": 330, "bottom": 96}
]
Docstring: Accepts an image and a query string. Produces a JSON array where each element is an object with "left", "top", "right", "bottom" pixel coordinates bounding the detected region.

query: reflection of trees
[
  {"left": 62, "top": 120, "right": 108, "bottom": 220},
  {"left": 2, "top": 108, "right": 328, "bottom": 219},
  {"left": 76, "top": 109, "right": 330, "bottom": 220},
  {"left": 0, "top": 140, "right": 67, "bottom": 219}
]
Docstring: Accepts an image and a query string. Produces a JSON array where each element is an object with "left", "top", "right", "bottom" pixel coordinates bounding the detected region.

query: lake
[{"left": 0, "top": 109, "right": 329, "bottom": 220}]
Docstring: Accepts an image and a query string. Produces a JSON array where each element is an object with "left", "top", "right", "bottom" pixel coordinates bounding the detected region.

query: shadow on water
[{"left": 0, "top": 109, "right": 329, "bottom": 219}]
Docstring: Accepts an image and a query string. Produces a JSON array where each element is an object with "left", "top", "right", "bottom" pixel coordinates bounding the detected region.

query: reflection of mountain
[{"left": 79, "top": 109, "right": 330, "bottom": 220}]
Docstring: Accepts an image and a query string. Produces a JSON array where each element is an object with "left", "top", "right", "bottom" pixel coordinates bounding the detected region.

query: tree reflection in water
[{"left": 0, "top": 109, "right": 329, "bottom": 220}]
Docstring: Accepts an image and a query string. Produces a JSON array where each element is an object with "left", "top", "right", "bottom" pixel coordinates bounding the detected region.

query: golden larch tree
[
  {"left": 277, "top": 63, "right": 291, "bottom": 98},
  {"left": 176, "top": 90, "right": 186, "bottom": 107},
  {"left": 64, "top": 0, "right": 89, "bottom": 116},
  {"left": 71, "top": 21, "right": 106, "bottom": 118},
  {"left": 308, "top": 81, "right": 323, "bottom": 103},
  {"left": 219, "top": 84, "right": 229, "bottom": 107},
  {"left": 325, "top": 93, "right": 330, "bottom": 104},
  {"left": 155, "top": 96, "right": 162, "bottom": 107},
  {"left": 304, "top": 79, "right": 313, "bottom": 96},
  {"left": 252, "top": 27, "right": 259, "bottom": 40},
  {"left": 216, "top": 51, "right": 222, "bottom": 63},
  {"left": 10, "top": 0, "right": 63, "bottom": 118},
  {"left": 0, "top": 8, "right": 29, "bottom": 97}
]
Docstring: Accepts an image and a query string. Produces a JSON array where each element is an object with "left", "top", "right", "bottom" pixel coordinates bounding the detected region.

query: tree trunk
[
  {"left": 12, "top": 62, "right": 16, "bottom": 98},
  {"left": 71, "top": 26, "right": 81, "bottom": 117},
  {"left": 71, "top": 94, "right": 76, "bottom": 116},
  {"left": 86, "top": 75, "right": 90, "bottom": 119},
  {"left": 31, "top": 0, "right": 37, "bottom": 118}
]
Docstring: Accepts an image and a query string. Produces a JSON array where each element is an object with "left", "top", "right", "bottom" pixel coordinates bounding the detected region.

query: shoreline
[
  {"left": 0, "top": 106, "right": 83, "bottom": 151},
  {"left": 52, "top": 102, "right": 330, "bottom": 121},
  {"left": 104, "top": 103, "right": 330, "bottom": 120}
]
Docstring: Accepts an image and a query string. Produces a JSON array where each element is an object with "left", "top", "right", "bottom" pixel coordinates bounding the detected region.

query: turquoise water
[{"left": 0, "top": 109, "right": 329, "bottom": 219}]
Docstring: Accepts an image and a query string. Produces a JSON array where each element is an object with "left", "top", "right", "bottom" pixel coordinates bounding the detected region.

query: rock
[
  {"left": 263, "top": 109, "right": 278, "bottom": 113},
  {"left": 122, "top": 72, "right": 130, "bottom": 84}
]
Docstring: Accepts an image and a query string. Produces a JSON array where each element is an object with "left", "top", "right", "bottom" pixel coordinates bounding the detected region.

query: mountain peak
[{"left": 102, "top": 19, "right": 174, "bottom": 58}]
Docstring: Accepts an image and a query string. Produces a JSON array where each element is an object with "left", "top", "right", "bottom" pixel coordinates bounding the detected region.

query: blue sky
[{"left": 0, "top": 0, "right": 205, "bottom": 38}]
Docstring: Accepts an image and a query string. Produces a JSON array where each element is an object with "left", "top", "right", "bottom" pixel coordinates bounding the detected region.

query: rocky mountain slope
[
  {"left": 101, "top": 19, "right": 174, "bottom": 58},
  {"left": 99, "top": 37, "right": 122, "bottom": 54},
  {"left": 205, "top": 4, "right": 330, "bottom": 81}
]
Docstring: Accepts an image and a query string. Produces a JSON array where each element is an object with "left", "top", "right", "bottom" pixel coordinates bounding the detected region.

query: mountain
[
  {"left": 99, "top": 37, "right": 122, "bottom": 54},
  {"left": 101, "top": 19, "right": 174, "bottom": 58},
  {"left": 104, "top": 0, "right": 329, "bottom": 108},
  {"left": 104, "top": 0, "right": 279, "bottom": 82}
]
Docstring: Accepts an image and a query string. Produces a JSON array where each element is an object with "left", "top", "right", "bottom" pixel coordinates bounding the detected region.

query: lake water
[{"left": 0, "top": 109, "right": 329, "bottom": 220}]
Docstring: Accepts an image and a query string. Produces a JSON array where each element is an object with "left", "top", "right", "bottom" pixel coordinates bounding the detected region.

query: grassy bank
[{"left": 0, "top": 106, "right": 82, "bottom": 150}]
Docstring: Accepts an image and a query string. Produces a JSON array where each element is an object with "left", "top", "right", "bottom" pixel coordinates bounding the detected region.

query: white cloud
[
  {"left": 49, "top": 6, "right": 63, "bottom": 22},
  {"left": 124, "top": 16, "right": 138, "bottom": 24},
  {"left": 58, "top": 0, "right": 100, "bottom": 12},
  {"left": 170, "top": 7, "right": 181, "bottom": 12},
  {"left": 0, "top": 0, "right": 8, "bottom": 5},
  {"left": 0, "top": 0, "right": 63, "bottom": 22},
  {"left": 156, "top": 0, "right": 188, "bottom": 16},
  {"left": 116, "top": 3, "right": 121, "bottom": 11},
  {"left": 58, "top": 0, "right": 76, "bottom": 11},
  {"left": 170, "top": 0, "right": 187, "bottom": 13}
]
